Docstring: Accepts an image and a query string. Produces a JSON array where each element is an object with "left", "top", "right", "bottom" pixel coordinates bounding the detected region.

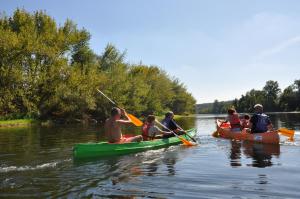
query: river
[{"left": 0, "top": 113, "right": 300, "bottom": 198}]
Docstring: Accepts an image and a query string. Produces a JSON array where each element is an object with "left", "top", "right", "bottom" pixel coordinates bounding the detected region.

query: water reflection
[
  {"left": 243, "top": 142, "right": 280, "bottom": 168},
  {"left": 229, "top": 141, "right": 242, "bottom": 167},
  {"left": 229, "top": 140, "right": 280, "bottom": 168},
  {"left": 256, "top": 174, "right": 268, "bottom": 185},
  {"left": 73, "top": 147, "right": 179, "bottom": 186},
  {"left": 270, "top": 112, "right": 300, "bottom": 130}
]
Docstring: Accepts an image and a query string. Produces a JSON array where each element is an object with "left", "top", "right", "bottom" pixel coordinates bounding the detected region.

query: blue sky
[{"left": 1, "top": 0, "right": 300, "bottom": 103}]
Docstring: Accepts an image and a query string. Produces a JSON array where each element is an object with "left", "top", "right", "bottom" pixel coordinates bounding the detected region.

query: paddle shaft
[
  {"left": 175, "top": 123, "right": 197, "bottom": 142},
  {"left": 155, "top": 120, "right": 182, "bottom": 138},
  {"left": 96, "top": 89, "right": 119, "bottom": 108}
]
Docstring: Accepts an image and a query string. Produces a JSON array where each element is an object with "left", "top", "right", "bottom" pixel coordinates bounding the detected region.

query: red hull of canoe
[{"left": 215, "top": 120, "right": 279, "bottom": 144}]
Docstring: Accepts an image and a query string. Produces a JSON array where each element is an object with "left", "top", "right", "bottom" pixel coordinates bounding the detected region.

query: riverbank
[
  {"left": 156, "top": 114, "right": 196, "bottom": 120},
  {"left": 0, "top": 119, "right": 37, "bottom": 128},
  {"left": 0, "top": 114, "right": 195, "bottom": 128}
]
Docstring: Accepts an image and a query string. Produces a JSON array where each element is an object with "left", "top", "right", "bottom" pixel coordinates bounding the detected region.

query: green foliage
[
  {"left": 279, "top": 80, "right": 300, "bottom": 111},
  {"left": 0, "top": 9, "right": 196, "bottom": 121},
  {"left": 197, "top": 100, "right": 233, "bottom": 114}
]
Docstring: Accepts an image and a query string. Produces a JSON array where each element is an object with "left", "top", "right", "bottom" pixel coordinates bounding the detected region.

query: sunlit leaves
[{"left": 0, "top": 9, "right": 196, "bottom": 121}]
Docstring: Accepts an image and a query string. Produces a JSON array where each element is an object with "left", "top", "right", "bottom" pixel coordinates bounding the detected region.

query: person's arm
[
  {"left": 116, "top": 108, "right": 132, "bottom": 125},
  {"left": 171, "top": 120, "right": 187, "bottom": 133},
  {"left": 154, "top": 126, "right": 172, "bottom": 135},
  {"left": 266, "top": 117, "right": 273, "bottom": 131},
  {"left": 169, "top": 120, "right": 179, "bottom": 131},
  {"left": 267, "top": 124, "right": 273, "bottom": 131},
  {"left": 116, "top": 119, "right": 132, "bottom": 125},
  {"left": 249, "top": 116, "right": 254, "bottom": 129},
  {"left": 174, "top": 120, "right": 184, "bottom": 131}
]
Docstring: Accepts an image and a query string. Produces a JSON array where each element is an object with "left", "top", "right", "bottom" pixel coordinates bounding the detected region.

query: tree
[
  {"left": 279, "top": 79, "right": 300, "bottom": 111},
  {"left": 0, "top": 9, "right": 197, "bottom": 121},
  {"left": 263, "top": 80, "right": 281, "bottom": 111}
]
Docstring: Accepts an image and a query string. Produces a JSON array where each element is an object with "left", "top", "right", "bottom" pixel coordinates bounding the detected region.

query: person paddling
[
  {"left": 104, "top": 107, "right": 142, "bottom": 143},
  {"left": 225, "top": 108, "right": 241, "bottom": 132},
  {"left": 142, "top": 115, "right": 173, "bottom": 141},
  {"left": 249, "top": 104, "right": 273, "bottom": 133},
  {"left": 161, "top": 111, "right": 185, "bottom": 137}
]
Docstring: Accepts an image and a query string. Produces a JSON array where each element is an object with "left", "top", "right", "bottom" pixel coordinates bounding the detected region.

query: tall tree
[{"left": 263, "top": 80, "right": 281, "bottom": 111}]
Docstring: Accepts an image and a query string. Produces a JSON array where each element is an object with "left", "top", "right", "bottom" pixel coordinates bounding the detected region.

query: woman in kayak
[
  {"left": 142, "top": 115, "right": 173, "bottom": 141},
  {"left": 104, "top": 107, "right": 143, "bottom": 143},
  {"left": 225, "top": 108, "right": 241, "bottom": 132}
]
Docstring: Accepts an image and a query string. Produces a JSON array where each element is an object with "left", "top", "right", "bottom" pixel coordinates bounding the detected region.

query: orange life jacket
[{"left": 229, "top": 114, "right": 241, "bottom": 129}]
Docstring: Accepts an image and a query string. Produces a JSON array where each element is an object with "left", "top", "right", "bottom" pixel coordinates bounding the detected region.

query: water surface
[{"left": 0, "top": 113, "right": 300, "bottom": 198}]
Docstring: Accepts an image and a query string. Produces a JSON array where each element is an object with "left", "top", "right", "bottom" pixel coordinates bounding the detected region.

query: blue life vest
[{"left": 251, "top": 113, "right": 270, "bottom": 133}]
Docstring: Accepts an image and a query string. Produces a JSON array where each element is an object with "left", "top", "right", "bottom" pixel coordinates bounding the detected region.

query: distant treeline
[
  {"left": 197, "top": 80, "right": 300, "bottom": 114},
  {"left": 0, "top": 9, "right": 196, "bottom": 121}
]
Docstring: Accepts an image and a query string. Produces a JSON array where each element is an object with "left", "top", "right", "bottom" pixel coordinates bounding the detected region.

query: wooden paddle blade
[
  {"left": 127, "top": 113, "right": 143, "bottom": 126},
  {"left": 178, "top": 136, "right": 196, "bottom": 146}
]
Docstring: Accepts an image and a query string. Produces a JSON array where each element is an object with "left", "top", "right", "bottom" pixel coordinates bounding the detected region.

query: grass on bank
[
  {"left": 0, "top": 114, "right": 196, "bottom": 128},
  {"left": 0, "top": 119, "right": 36, "bottom": 127}
]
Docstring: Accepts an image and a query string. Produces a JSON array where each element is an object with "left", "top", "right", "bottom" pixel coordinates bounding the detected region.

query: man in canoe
[
  {"left": 161, "top": 111, "right": 185, "bottom": 137},
  {"left": 104, "top": 107, "right": 143, "bottom": 143},
  {"left": 249, "top": 104, "right": 273, "bottom": 133},
  {"left": 142, "top": 115, "right": 173, "bottom": 140}
]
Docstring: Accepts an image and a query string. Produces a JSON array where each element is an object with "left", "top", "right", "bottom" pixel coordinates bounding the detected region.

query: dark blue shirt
[
  {"left": 250, "top": 113, "right": 271, "bottom": 133},
  {"left": 161, "top": 117, "right": 179, "bottom": 131}
]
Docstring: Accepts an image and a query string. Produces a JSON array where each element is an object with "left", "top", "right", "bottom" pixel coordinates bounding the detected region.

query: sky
[{"left": 1, "top": 0, "right": 300, "bottom": 103}]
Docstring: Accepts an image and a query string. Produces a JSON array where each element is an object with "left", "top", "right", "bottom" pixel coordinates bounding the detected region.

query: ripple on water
[
  {"left": 1, "top": 113, "right": 300, "bottom": 198},
  {"left": 0, "top": 159, "right": 71, "bottom": 173}
]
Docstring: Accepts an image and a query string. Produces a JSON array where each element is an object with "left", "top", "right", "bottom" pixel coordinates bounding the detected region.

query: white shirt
[{"left": 148, "top": 125, "right": 162, "bottom": 137}]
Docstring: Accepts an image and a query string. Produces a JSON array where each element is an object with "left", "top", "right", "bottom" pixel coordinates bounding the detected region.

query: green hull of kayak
[{"left": 73, "top": 128, "right": 196, "bottom": 159}]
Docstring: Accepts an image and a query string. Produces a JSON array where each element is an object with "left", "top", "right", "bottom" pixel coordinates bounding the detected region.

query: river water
[{"left": 0, "top": 113, "right": 300, "bottom": 198}]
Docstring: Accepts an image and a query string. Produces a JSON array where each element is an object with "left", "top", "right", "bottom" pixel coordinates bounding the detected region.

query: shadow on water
[{"left": 229, "top": 140, "right": 280, "bottom": 168}]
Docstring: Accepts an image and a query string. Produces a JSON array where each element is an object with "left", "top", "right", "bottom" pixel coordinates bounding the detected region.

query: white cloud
[{"left": 256, "top": 35, "right": 300, "bottom": 60}]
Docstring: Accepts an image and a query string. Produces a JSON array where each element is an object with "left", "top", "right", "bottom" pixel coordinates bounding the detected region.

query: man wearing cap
[{"left": 249, "top": 104, "right": 273, "bottom": 133}]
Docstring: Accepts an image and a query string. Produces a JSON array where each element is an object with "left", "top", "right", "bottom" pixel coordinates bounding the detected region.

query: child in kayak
[
  {"left": 225, "top": 108, "right": 241, "bottom": 132},
  {"left": 241, "top": 114, "right": 250, "bottom": 129},
  {"left": 142, "top": 115, "right": 173, "bottom": 141},
  {"left": 104, "top": 107, "right": 143, "bottom": 143}
]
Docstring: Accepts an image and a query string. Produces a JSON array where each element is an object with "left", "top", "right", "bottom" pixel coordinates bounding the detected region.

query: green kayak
[{"left": 73, "top": 128, "right": 196, "bottom": 159}]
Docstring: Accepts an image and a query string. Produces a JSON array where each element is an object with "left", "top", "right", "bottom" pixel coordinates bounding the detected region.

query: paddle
[
  {"left": 175, "top": 123, "right": 197, "bottom": 142},
  {"left": 278, "top": 128, "right": 295, "bottom": 141},
  {"left": 155, "top": 120, "right": 196, "bottom": 146},
  {"left": 96, "top": 89, "right": 143, "bottom": 127}
]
